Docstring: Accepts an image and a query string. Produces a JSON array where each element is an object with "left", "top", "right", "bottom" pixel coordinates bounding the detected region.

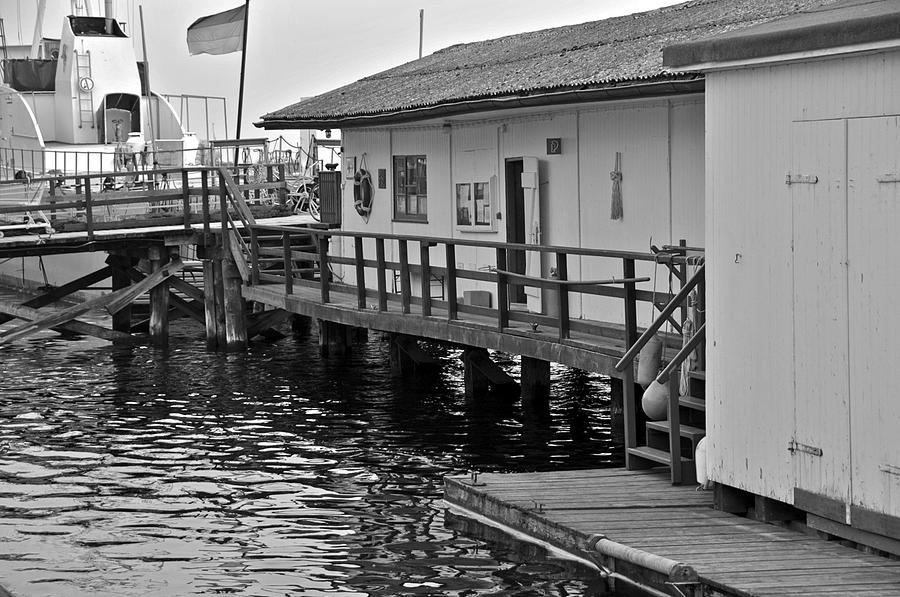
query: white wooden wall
[
  {"left": 339, "top": 96, "right": 705, "bottom": 323},
  {"left": 705, "top": 49, "right": 900, "bottom": 518}
]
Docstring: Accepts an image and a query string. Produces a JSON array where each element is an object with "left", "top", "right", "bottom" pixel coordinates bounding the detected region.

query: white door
[
  {"left": 790, "top": 119, "right": 851, "bottom": 515},
  {"left": 521, "top": 156, "right": 542, "bottom": 313},
  {"left": 847, "top": 116, "right": 900, "bottom": 520}
]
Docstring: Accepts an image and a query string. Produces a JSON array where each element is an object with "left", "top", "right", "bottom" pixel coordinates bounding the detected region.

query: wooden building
[
  {"left": 665, "top": 0, "right": 900, "bottom": 546},
  {"left": 257, "top": 0, "right": 837, "bottom": 327}
]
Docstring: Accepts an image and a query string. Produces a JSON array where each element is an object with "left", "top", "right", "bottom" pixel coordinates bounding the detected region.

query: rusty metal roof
[{"left": 257, "top": 0, "right": 840, "bottom": 129}]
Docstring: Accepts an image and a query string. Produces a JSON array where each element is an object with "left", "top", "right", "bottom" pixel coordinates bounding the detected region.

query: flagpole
[{"left": 234, "top": 0, "right": 250, "bottom": 167}]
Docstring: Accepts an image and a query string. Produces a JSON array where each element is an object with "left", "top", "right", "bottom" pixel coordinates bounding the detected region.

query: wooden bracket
[{"left": 788, "top": 439, "right": 823, "bottom": 457}]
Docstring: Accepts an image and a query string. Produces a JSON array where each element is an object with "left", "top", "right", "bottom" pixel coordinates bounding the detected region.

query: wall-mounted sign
[
  {"left": 378, "top": 168, "right": 386, "bottom": 189},
  {"left": 78, "top": 77, "right": 94, "bottom": 92},
  {"left": 546, "top": 138, "right": 562, "bottom": 155}
]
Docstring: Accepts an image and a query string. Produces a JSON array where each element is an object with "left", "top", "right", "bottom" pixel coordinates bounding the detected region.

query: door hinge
[
  {"left": 789, "top": 440, "right": 823, "bottom": 457},
  {"left": 786, "top": 173, "right": 819, "bottom": 185}
]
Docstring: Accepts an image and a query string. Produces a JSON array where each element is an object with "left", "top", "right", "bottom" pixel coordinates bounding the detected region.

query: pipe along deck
[{"left": 444, "top": 468, "right": 900, "bottom": 596}]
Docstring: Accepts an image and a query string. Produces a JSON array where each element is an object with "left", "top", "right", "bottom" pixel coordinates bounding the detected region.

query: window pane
[{"left": 474, "top": 182, "right": 489, "bottom": 225}]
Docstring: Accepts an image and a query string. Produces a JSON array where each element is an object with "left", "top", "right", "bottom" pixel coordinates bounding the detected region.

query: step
[
  {"left": 646, "top": 420, "right": 706, "bottom": 442},
  {"left": 689, "top": 370, "right": 706, "bottom": 381},
  {"left": 627, "top": 445, "right": 673, "bottom": 466},
  {"left": 679, "top": 394, "right": 706, "bottom": 411}
]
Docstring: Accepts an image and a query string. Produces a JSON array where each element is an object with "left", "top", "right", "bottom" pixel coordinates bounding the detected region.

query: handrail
[
  {"left": 656, "top": 322, "right": 706, "bottom": 384},
  {"left": 494, "top": 268, "right": 651, "bottom": 288},
  {"left": 614, "top": 264, "right": 704, "bottom": 371},
  {"left": 248, "top": 222, "right": 695, "bottom": 265}
]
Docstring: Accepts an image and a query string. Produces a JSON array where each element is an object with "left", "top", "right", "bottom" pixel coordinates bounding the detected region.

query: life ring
[{"left": 353, "top": 168, "right": 374, "bottom": 219}]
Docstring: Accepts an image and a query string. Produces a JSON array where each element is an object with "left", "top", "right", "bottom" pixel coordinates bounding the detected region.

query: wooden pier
[{"left": 445, "top": 468, "right": 900, "bottom": 597}]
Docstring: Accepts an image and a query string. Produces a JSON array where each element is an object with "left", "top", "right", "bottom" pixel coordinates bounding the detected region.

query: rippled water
[{"left": 0, "top": 311, "right": 622, "bottom": 596}]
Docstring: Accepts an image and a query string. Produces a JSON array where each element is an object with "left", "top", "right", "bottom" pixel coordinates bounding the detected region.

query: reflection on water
[{"left": 0, "top": 317, "right": 622, "bottom": 596}]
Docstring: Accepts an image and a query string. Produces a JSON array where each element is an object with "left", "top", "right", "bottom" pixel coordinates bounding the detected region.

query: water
[{"left": 0, "top": 317, "right": 623, "bottom": 596}]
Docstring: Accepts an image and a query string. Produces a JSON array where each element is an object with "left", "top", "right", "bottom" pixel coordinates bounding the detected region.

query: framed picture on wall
[
  {"left": 456, "top": 183, "right": 472, "bottom": 226},
  {"left": 343, "top": 156, "right": 356, "bottom": 180}
]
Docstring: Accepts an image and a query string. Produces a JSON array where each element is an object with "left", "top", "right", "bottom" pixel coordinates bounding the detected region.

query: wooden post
[
  {"left": 355, "top": 236, "right": 366, "bottom": 309},
  {"left": 110, "top": 255, "right": 133, "bottom": 333},
  {"left": 148, "top": 246, "right": 170, "bottom": 345},
  {"left": 277, "top": 164, "right": 286, "bottom": 206},
  {"left": 283, "top": 232, "right": 293, "bottom": 294},
  {"left": 318, "top": 234, "right": 330, "bottom": 303},
  {"left": 496, "top": 248, "right": 508, "bottom": 331},
  {"left": 83, "top": 176, "right": 94, "bottom": 241},
  {"left": 420, "top": 241, "right": 431, "bottom": 317},
  {"left": 213, "top": 257, "right": 227, "bottom": 347},
  {"left": 556, "top": 251, "right": 569, "bottom": 340},
  {"left": 203, "top": 258, "right": 219, "bottom": 349},
  {"left": 181, "top": 170, "right": 191, "bottom": 229},
  {"left": 376, "top": 238, "right": 387, "bottom": 311},
  {"left": 250, "top": 227, "right": 260, "bottom": 286},
  {"left": 622, "top": 257, "right": 640, "bottom": 469},
  {"left": 463, "top": 349, "right": 490, "bottom": 400},
  {"left": 446, "top": 244, "right": 457, "bottom": 320},
  {"left": 398, "top": 240, "right": 410, "bottom": 314},
  {"left": 222, "top": 257, "right": 247, "bottom": 351},
  {"left": 201, "top": 170, "right": 211, "bottom": 242},
  {"left": 521, "top": 356, "right": 551, "bottom": 406},
  {"left": 318, "top": 320, "right": 351, "bottom": 356}
]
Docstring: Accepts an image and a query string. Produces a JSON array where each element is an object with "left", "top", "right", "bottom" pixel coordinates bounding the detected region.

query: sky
[{"left": 2, "top": 0, "right": 683, "bottom": 139}]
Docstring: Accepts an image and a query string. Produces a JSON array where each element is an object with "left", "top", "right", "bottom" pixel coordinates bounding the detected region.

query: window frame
[{"left": 392, "top": 154, "right": 428, "bottom": 223}]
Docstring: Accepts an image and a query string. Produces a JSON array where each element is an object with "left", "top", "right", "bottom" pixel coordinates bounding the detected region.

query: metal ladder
[{"left": 74, "top": 50, "right": 95, "bottom": 129}]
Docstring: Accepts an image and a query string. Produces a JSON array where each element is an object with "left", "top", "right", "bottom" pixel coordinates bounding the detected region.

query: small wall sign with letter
[{"left": 546, "top": 138, "right": 562, "bottom": 155}]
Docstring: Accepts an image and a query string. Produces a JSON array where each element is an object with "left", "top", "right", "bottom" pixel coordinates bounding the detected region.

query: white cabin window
[{"left": 393, "top": 155, "right": 427, "bottom": 222}]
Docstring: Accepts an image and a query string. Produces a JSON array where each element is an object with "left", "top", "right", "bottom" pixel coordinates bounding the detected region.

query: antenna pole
[
  {"left": 418, "top": 9, "right": 424, "bottom": 59},
  {"left": 139, "top": 6, "right": 157, "bottom": 159}
]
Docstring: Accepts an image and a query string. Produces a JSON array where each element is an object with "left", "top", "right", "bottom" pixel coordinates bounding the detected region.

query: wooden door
[
  {"left": 790, "top": 119, "right": 851, "bottom": 515},
  {"left": 847, "top": 116, "right": 900, "bottom": 521},
  {"left": 521, "top": 156, "right": 542, "bottom": 313},
  {"left": 505, "top": 158, "right": 526, "bottom": 304}
]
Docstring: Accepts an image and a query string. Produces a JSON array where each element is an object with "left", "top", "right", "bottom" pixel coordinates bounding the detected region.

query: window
[{"left": 393, "top": 155, "right": 427, "bottom": 222}]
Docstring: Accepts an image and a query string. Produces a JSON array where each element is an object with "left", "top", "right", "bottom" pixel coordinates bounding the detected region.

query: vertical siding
[{"left": 706, "top": 48, "right": 900, "bottom": 507}]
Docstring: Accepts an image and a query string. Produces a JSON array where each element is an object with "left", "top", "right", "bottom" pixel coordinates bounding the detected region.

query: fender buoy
[
  {"left": 636, "top": 335, "right": 663, "bottom": 389},
  {"left": 354, "top": 168, "right": 373, "bottom": 219},
  {"left": 695, "top": 436, "right": 709, "bottom": 487},
  {"left": 641, "top": 379, "right": 668, "bottom": 421}
]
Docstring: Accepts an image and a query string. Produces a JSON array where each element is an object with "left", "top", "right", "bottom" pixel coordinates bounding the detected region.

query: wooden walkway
[{"left": 444, "top": 468, "right": 900, "bottom": 596}]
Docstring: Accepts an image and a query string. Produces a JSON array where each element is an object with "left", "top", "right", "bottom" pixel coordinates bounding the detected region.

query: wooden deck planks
[{"left": 444, "top": 468, "right": 900, "bottom": 596}]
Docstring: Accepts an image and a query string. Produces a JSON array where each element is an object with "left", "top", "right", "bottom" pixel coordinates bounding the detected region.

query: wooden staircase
[
  {"left": 250, "top": 229, "right": 320, "bottom": 286},
  {"left": 627, "top": 368, "right": 706, "bottom": 485}
]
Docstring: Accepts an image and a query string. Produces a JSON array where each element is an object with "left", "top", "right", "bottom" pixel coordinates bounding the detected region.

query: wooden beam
[
  {"left": 246, "top": 308, "right": 291, "bottom": 339},
  {"left": 0, "top": 301, "right": 130, "bottom": 342},
  {"left": 0, "top": 259, "right": 184, "bottom": 344}
]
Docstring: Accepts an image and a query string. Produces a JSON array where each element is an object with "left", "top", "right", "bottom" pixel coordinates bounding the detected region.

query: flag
[{"left": 186, "top": 5, "right": 246, "bottom": 56}]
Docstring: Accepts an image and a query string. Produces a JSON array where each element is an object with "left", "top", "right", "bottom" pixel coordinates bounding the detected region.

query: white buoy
[
  {"left": 695, "top": 437, "right": 709, "bottom": 487},
  {"left": 641, "top": 379, "right": 668, "bottom": 420},
  {"left": 636, "top": 335, "right": 663, "bottom": 389}
]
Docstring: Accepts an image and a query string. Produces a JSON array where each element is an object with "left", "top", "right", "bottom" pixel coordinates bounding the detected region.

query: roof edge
[
  {"left": 664, "top": 8, "right": 900, "bottom": 68},
  {"left": 255, "top": 77, "right": 704, "bottom": 130}
]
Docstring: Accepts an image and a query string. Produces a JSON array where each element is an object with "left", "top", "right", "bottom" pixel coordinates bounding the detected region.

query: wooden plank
[
  {"left": 446, "top": 244, "right": 457, "bottom": 320},
  {"left": 0, "top": 301, "right": 130, "bottom": 341},
  {"left": 0, "top": 258, "right": 184, "bottom": 344}
]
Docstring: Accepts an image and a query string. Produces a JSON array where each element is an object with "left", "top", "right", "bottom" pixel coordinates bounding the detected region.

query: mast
[
  {"left": 30, "top": 0, "right": 47, "bottom": 58},
  {"left": 234, "top": 0, "right": 250, "bottom": 165},
  {"left": 139, "top": 5, "right": 156, "bottom": 159}
]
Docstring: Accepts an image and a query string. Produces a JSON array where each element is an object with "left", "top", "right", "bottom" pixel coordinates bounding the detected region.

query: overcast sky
[{"left": 4, "top": 0, "right": 683, "bottom": 138}]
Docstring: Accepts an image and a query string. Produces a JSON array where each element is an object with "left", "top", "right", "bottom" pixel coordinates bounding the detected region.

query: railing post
[
  {"left": 250, "top": 227, "right": 260, "bottom": 286},
  {"left": 283, "top": 231, "right": 293, "bottom": 294},
  {"left": 318, "top": 233, "right": 330, "bottom": 304},
  {"left": 219, "top": 171, "right": 228, "bottom": 251},
  {"left": 496, "top": 247, "right": 508, "bottom": 331},
  {"left": 376, "top": 237, "right": 387, "bottom": 311},
  {"left": 83, "top": 176, "right": 94, "bottom": 241},
  {"left": 181, "top": 170, "right": 191, "bottom": 229},
  {"left": 355, "top": 236, "right": 366, "bottom": 309},
  {"left": 556, "top": 251, "right": 569, "bottom": 341},
  {"left": 201, "top": 170, "right": 211, "bottom": 242},
  {"left": 277, "top": 164, "right": 286, "bottom": 207},
  {"left": 420, "top": 241, "right": 432, "bottom": 317},
  {"left": 622, "top": 257, "right": 639, "bottom": 466},
  {"left": 398, "top": 239, "right": 411, "bottom": 314},
  {"left": 446, "top": 243, "right": 457, "bottom": 321},
  {"left": 668, "top": 373, "right": 683, "bottom": 484}
]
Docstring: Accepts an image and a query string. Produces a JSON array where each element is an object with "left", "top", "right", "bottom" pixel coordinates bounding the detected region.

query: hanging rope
[{"left": 610, "top": 151, "right": 623, "bottom": 220}]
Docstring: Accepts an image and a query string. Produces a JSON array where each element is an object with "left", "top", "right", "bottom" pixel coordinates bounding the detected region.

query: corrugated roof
[{"left": 257, "top": 0, "right": 840, "bottom": 129}]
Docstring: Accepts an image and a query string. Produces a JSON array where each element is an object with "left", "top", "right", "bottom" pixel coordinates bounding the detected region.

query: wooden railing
[{"left": 245, "top": 225, "right": 700, "bottom": 349}]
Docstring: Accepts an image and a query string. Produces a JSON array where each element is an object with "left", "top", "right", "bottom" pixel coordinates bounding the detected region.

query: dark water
[{"left": 0, "top": 315, "right": 622, "bottom": 596}]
